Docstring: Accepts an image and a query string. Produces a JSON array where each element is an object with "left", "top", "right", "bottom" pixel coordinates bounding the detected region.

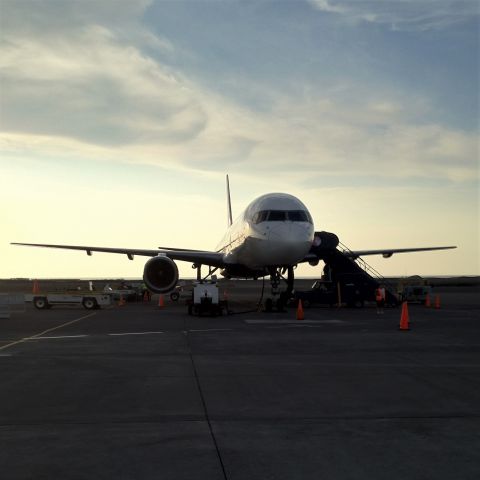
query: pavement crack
[{"left": 185, "top": 332, "right": 229, "bottom": 480}]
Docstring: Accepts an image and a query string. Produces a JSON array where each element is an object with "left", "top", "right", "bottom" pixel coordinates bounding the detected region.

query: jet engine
[
  {"left": 312, "top": 231, "right": 339, "bottom": 250},
  {"left": 143, "top": 256, "right": 179, "bottom": 293},
  {"left": 309, "top": 231, "right": 340, "bottom": 265}
]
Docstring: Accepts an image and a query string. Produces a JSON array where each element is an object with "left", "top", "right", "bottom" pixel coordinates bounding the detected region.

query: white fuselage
[{"left": 216, "top": 193, "right": 314, "bottom": 270}]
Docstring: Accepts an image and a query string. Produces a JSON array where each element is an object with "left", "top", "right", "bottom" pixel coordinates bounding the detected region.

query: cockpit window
[
  {"left": 252, "top": 211, "right": 270, "bottom": 224},
  {"left": 252, "top": 210, "right": 312, "bottom": 224},
  {"left": 268, "top": 210, "right": 286, "bottom": 221},
  {"left": 287, "top": 210, "right": 309, "bottom": 222}
]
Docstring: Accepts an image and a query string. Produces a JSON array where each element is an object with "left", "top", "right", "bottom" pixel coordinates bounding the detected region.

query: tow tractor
[
  {"left": 27, "top": 292, "right": 112, "bottom": 310},
  {"left": 398, "top": 285, "right": 433, "bottom": 304},
  {"left": 186, "top": 278, "right": 228, "bottom": 316}
]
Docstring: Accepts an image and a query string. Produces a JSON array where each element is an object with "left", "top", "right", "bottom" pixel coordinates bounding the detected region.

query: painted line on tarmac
[
  {"left": 188, "top": 328, "right": 233, "bottom": 333},
  {"left": 0, "top": 312, "right": 97, "bottom": 352},
  {"left": 29, "top": 335, "right": 89, "bottom": 340},
  {"left": 245, "top": 319, "right": 345, "bottom": 325},
  {"left": 108, "top": 331, "right": 164, "bottom": 336},
  {"left": 266, "top": 324, "right": 327, "bottom": 329}
]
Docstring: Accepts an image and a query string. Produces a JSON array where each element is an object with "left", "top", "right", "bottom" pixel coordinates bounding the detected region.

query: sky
[{"left": 0, "top": 0, "right": 478, "bottom": 279}]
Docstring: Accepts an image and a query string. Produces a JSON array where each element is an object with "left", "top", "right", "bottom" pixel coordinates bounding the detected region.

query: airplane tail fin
[{"left": 226, "top": 174, "right": 233, "bottom": 227}]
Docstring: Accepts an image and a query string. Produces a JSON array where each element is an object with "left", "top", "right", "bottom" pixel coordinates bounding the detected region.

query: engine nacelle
[{"left": 143, "top": 256, "right": 179, "bottom": 293}]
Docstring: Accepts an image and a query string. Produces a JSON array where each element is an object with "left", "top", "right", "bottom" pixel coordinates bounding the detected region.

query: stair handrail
[{"left": 338, "top": 241, "right": 397, "bottom": 294}]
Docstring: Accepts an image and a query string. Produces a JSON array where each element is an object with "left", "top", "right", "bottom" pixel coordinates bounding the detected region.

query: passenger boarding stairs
[
  {"left": 310, "top": 232, "right": 398, "bottom": 305},
  {"left": 337, "top": 241, "right": 398, "bottom": 305}
]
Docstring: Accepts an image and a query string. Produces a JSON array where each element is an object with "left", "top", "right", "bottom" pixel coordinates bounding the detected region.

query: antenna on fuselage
[{"left": 226, "top": 174, "right": 233, "bottom": 227}]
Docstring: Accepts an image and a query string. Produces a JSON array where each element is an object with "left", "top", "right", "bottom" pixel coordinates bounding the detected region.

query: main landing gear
[{"left": 263, "top": 266, "right": 295, "bottom": 312}]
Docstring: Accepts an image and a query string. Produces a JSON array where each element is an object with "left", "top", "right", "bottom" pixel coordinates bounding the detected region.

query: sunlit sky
[{"left": 1, "top": 0, "right": 478, "bottom": 279}]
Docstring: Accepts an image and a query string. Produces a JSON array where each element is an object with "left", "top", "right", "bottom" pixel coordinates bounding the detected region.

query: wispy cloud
[
  {"left": 1, "top": 24, "right": 206, "bottom": 146},
  {"left": 309, "top": 0, "right": 479, "bottom": 31},
  {"left": 0, "top": 0, "right": 477, "bottom": 185}
]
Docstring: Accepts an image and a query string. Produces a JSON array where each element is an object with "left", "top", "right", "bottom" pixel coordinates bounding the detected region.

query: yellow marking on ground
[{"left": 0, "top": 312, "right": 97, "bottom": 352}]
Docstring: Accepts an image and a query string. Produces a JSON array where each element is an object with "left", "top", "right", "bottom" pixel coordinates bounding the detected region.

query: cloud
[
  {"left": 0, "top": 23, "right": 207, "bottom": 146},
  {"left": 309, "top": 0, "right": 479, "bottom": 31},
  {"left": 0, "top": 0, "right": 477, "bottom": 185},
  {"left": 238, "top": 97, "right": 478, "bottom": 182},
  {"left": 311, "top": 0, "right": 348, "bottom": 15},
  {"left": 1, "top": 0, "right": 153, "bottom": 35}
]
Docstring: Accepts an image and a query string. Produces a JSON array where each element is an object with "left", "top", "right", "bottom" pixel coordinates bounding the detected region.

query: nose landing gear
[{"left": 263, "top": 266, "right": 295, "bottom": 312}]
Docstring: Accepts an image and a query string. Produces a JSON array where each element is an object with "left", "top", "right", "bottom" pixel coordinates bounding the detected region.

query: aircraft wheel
[
  {"left": 276, "top": 298, "right": 285, "bottom": 312},
  {"left": 170, "top": 292, "right": 179, "bottom": 302},
  {"left": 264, "top": 298, "right": 273, "bottom": 312},
  {"left": 33, "top": 297, "right": 49, "bottom": 310},
  {"left": 82, "top": 298, "right": 98, "bottom": 310}
]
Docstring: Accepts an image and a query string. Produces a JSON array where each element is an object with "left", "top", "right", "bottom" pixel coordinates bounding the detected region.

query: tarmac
[{"left": 0, "top": 284, "right": 479, "bottom": 480}]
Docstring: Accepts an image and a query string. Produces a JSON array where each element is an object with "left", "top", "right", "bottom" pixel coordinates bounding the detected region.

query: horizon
[{"left": 3, "top": 274, "right": 479, "bottom": 282}]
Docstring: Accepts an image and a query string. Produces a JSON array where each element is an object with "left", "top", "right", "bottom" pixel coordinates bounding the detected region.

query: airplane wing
[
  {"left": 11, "top": 243, "right": 225, "bottom": 267},
  {"left": 343, "top": 246, "right": 457, "bottom": 259}
]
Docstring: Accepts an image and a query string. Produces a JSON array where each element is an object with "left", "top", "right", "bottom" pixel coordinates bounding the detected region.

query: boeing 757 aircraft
[{"left": 12, "top": 176, "right": 455, "bottom": 309}]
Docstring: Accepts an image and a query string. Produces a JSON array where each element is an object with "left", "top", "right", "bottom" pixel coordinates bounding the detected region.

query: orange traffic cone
[
  {"left": 425, "top": 294, "right": 431, "bottom": 308},
  {"left": 143, "top": 291, "right": 149, "bottom": 303},
  {"left": 118, "top": 294, "right": 125, "bottom": 306},
  {"left": 296, "top": 299, "right": 304, "bottom": 320},
  {"left": 399, "top": 301, "right": 410, "bottom": 331},
  {"left": 434, "top": 295, "right": 441, "bottom": 309},
  {"left": 158, "top": 294, "right": 164, "bottom": 308}
]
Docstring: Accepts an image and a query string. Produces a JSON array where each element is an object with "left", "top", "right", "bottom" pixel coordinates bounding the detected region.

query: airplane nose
[
  {"left": 261, "top": 222, "right": 313, "bottom": 264},
  {"left": 268, "top": 222, "right": 313, "bottom": 243}
]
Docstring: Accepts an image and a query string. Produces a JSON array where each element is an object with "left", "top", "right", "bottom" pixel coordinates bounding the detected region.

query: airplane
[{"left": 12, "top": 176, "right": 456, "bottom": 310}]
